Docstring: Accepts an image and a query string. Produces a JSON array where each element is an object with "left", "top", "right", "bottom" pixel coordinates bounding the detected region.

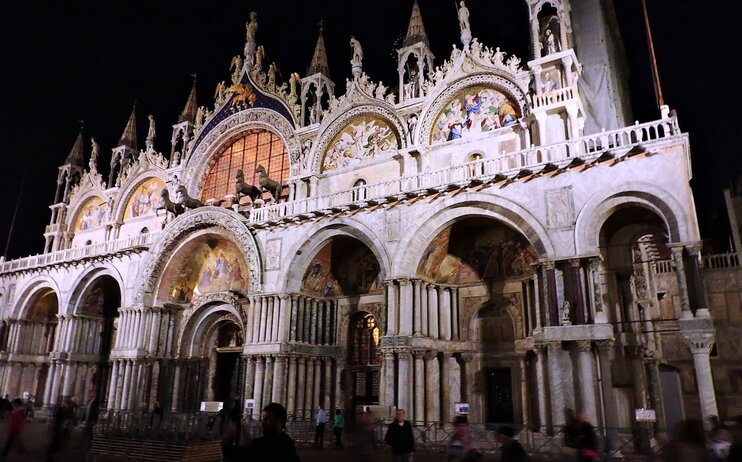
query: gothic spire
[
  {"left": 117, "top": 103, "right": 138, "bottom": 150},
  {"left": 178, "top": 76, "right": 198, "bottom": 124},
  {"left": 64, "top": 122, "right": 85, "bottom": 168},
  {"left": 307, "top": 25, "right": 330, "bottom": 76},
  {"left": 404, "top": 0, "right": 430, "bottom": 48}
]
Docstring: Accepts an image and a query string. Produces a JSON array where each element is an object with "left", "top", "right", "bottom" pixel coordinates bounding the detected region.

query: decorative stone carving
[
  {"left": 560, "top": 300, "right": 571, "bottom": 326},
  {"left": 546, "top": 187, "right": 574, "bottom": 229},
  {"left": 265, "top": 238, "right": 282, "bottom": 271}
]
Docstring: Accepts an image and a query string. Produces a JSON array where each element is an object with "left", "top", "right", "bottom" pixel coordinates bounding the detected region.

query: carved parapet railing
[
  {"left": 530, "top": 85, "right": 577, "bottom": 109},
  {"left": 702, "top": 252, "right": 740, "bottom": 270},
  {"left": 250, "top": 117, "right": 682, "bottom": 225},
  {"left": 0, "top": 232, "right": 157, "bottom": 275}
]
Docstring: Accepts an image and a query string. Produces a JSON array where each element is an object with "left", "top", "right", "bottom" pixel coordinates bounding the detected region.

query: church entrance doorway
[
  {"left": 213, "top": 352, "right": 241, "bottom": 404},
  {"left": 348, "top": 312, "right": 381, "bottom": 414},
  {"left": 485, "top": 367, "right": 514, "bottom": 424}
]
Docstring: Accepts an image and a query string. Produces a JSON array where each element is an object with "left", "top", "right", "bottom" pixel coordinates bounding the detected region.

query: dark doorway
[
  {"left": 352, "top": 370, "right": 380, "bottom": 407},
  {"left": 486, "top": 367, "right": 514, "bottom": 423},
  {"left": 213, "top": 352, "right": 241, "bottom": 404},
  {"left": 348, "top": 312, "right": 381, "bottom": 415}
]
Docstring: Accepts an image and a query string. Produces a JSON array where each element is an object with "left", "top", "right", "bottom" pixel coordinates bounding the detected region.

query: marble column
[
  {"left": 253, "top": 357, "right": 265, "bottom": 415},
  {"left": 171, "top": 361, "right": 182, "bottom": 412},
  {"left": 683, "top": 332, "right": 718, "bottom": 419},
  {"left": 570, "top": 259, "right": 586, "bottom": 325},
  {"left": 244, "top": 357, "right": 255, "bottom": 410},
  {"left": 398, "top": 351, "right": 412, "bottom": 416},
  {"left": 273, "top": 355, "right": 287, "bottom": 404},
  {"left": 386, "top": 281, "right": 398, "bottom": 335},
  {"left": 545, "top": 262, "right": 559, "bottom": 326},
  {"left": 519, "top": 355, "right": 529, "bottom": 426},
  {"left": 313, "top": 358, "right": 322, "bottom": 410},
  {"left": 323, "top": 358, "right": 333, "bottom": 410},
  {"left": 413, "top": 351, "right": 425, "bottom": 422},
  {"left": 670, "top": 247, "right": 693, "bottom": 319},
  {"left": 428, "top": 286, "right": 439, "bottom": 339},
  {"left": 334, "top": 358, "right": 345, "bottom": 411},
  {"left": 286, "top": 356, "right": 297, "bottom": 414},
  {"left": 120, "top": 360, "right": 132, "bottom": 410},
  {"left": 685, "top": 243, "right": 711, "bottom": 317},
  {"left": 382, "top": 351, "right": 395, "bottom": 407},
  {"left": 577, "top": 341, "right": 598, "bottom": 425},
  {"left": 645, "top": 356, "right": 666, "bottom": 432},
  {"left": 440, "top": 288, "right": 452, "bottom": 340},
  {"left": 263, "top": 356, "right": 274, "bottom": 407},
  {"left": 441, "top": 352, "right": 453, "bottom": 423},
  {"left": 306, "top": 358, "right": 316, "bottom": 410},
  {"left": 296, "top": 357, "right": 307, "bottom": 415},
  {"left": 535, "top": 346, "right": 548, "bottom": 429},
  {"left": 399, "top": 279, "right": 413, "bottom": 336},
  {"left": 595, "top": 341, "right": 618, "bottom": 429},
  {"left": 420, "top": 283, "right": 429, "bottom": 336},
  {"left": 424, "top": 351, "right": 440, "bottom": 424},
  {"left": 547, "top": 342, "right": 566, "bottom": 426},
  {"left": 413, "top": 280, "right": 423, "bottom": 336}
]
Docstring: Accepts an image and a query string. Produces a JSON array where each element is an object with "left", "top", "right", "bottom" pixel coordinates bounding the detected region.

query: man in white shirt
[{"left": 314, "top": 405, "right": 327, "bottom": 449}]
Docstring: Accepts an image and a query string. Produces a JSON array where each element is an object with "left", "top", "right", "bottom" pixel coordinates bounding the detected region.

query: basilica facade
[{"left": 0, "top": 0, "right": 730, "bottom": 433}]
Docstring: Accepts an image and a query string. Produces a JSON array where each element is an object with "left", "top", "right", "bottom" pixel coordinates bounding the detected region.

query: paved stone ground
[{"left": 0, "top": 421, "right": 458, "bottom": 462}]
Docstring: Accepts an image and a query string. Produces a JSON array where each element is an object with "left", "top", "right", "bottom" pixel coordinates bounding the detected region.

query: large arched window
[
  {"left": 349, "top": 312, "right": 380, "bottom": 366},
  {"left": 201, "top": 129, "right": 289, "bottom": 202}
]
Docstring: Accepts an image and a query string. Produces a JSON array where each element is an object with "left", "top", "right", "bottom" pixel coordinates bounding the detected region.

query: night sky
[{"left": 0, "top": 1, "right": 739, "bottom": 259}]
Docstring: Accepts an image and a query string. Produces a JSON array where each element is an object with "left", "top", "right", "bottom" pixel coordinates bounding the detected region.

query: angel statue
[
  {"left": 146, "top": 115, "right": 156, "bottom": 150},
  {"left": 230, "top": 55, "right": 243, "bottom": 84},
  {"left": 560, "top": 300, "right": 572, "bottom": 326},
  {"left": 255, "top": 45, "right": 265, "bottom": 69}
]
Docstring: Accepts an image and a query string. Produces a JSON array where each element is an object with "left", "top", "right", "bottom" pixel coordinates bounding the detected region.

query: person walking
[
  {"left": 576, "top": 411, "right": 598, "bottom": 462},
  {"left": 246, "top": 402, "right": 301, "bottom": 462},
  {"left": 447, "top": 415, "right": 481, "bottom": 462},
  {"left": 353, "top": 409, "right": 376, "bottom": 462},
  {"left": 314, "top": 404, "right": 327, "bottom": 449},
  {"left": 0, "top": 398, "right": 27, "bottom": 459},
  {"left": 80, "top": 390, "right": 99, "bottom": 450},
  {"left": 0, "top": 395, "right": 10, "bottom": 421},
  {"left": 384, "top": 409, "right": 415, "bottom": 462},
  {"left": 47, "top": 398, "right": 76, "bottom": 462},
  {"left": 333, "top": 408, "right": 345, "bottom": 449},
  {"left": 497, "top": 425, "right": 527, "bottom": 462},
  {"left": 219, "top": 399, "right": 242, "bottom": 462}
]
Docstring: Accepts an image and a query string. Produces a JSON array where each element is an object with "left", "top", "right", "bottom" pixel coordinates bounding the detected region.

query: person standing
[
  {"left": 384, "top": 409, "right": 415, "bottom": 462},
  {"left": 333, "top": 408, "right": 345, "bottom": 449},
  {"left": 246, "top": 402, "right": 300, "bottom": 462},
  {"left": 81, "top": 391, "right": 99, "bottom": 450},
  {"left": 0, "top": 398, "right": 27, "bottom": 459},
  {"left": 0, "top": 395, "right": 10, "bottom": 420},
  {"left": 314, "top": 405, "right": 327, "bottom": 449},
  {"left": 447, "top": 415, "right": 481, "bottom": 462},
  {"left": 577, "top": 411, "right": 598, "bottom": 462}
]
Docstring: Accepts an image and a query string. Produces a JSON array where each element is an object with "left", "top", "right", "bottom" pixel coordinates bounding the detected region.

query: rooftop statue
[
  {"left": 146, "top": 115, "right": 156, "bottom": 150},
  {"left": 90, "top": 137, "right": 100, "bottom": 171},
  {"left": 245, "top": 12, "right": 258, "bottom": 60},
  {"left": 230, "top": 55, "right": 243, "bottom": 84},
  {"left": 458, "top": 1, "right": 470, "bottom": 33},
  {"left": 350, "top": 36, "right": 363, "bottom": 78}
]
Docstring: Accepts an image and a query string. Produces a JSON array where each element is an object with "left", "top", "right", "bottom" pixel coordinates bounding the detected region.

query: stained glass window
[{"left": 201, "top": 130, "right": 289, "bottom": 202}]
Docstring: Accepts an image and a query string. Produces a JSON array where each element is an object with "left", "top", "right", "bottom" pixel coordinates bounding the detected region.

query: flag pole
[{"left": 641, "top": 0, "right": 665, "bottom": 111}]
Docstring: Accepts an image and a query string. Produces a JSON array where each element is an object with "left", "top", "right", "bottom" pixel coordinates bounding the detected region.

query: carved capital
[
  {"left": 682, "top": 332, "right": 715, "bottom": 355},
  {"left": 423, "top": 350, "right": 438, "bottom": 361},
  {"left": 685, "top": 242, "right": 703, "bottom": 257},
  {"left": 594, "top": 340, "right": 614, "bottom": 352},
  {"left": 545, "top": 260, "right": 556, "bottom": 271},
  {"left": 460, "top": 352, "right": 474, "bottom": 363},
  {"left": 576, "top": 340, "right": 592, "bottom": 352},
  {"left": 398, "top": 278, "right": 411, "bottom": 286},
  {"left": 569, "top": 258, "right": 582, "bottom": 268},
  {"left": 547, "top": 341, "right": 561, "bottom": 353},
  {"left": 411, "top": 349, "right": 426, "bottom": 359}
]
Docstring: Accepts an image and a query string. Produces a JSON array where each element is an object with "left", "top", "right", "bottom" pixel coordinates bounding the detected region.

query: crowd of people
[{"left": 4, "top": 394, "right": 742, "bottom": 461}]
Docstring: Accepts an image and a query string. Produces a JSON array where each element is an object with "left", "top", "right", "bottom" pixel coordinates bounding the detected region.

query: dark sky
[{"left": 0, "top": 1, "right": 739, "bottom": 259}]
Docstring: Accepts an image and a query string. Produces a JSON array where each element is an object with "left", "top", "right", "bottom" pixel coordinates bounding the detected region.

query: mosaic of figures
[
  {"left": 432, "top": 86, "right": 519, "bottom": 144},
  {"left": 124, "top": 178, "right": 166, "bottom": 220},
  {"left": 417, "top": 220, "right": 538, "bottom": 284},
  {"left": 323, "top": 116, "right": 399, "bottom": 172},
  {"left": 302, "top": 239, "right": 382, "bottom": 296},
  {"left": 167, "top": 239, "right": 249, "bottom": 303},
  {"left": 74, "top": 197, "right": 107, "bottom": 232}
]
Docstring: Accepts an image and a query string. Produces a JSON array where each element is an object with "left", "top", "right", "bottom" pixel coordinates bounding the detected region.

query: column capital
[
  {"left": 441, "top": 351, "right": 453, "bottom": 358},
  {"left": 411, "top": 349, "right": 426, "bottom": 359},
  {"left": 423, "top": 350, "right": 438, "bottom": 361},
  {"left": 544, "top": 260, "right": 556, "bottom": 271},
  {"left": 398, "top": 277, "right": 411, "bottom": 286},
  {"left": 576, "top": 340, "right": 592, "bottom": 352},
  {"left": 460, "top": 352, "right": 474, "bottom": 363},
  {"left": 397, "top": 350, "right": 412, "bottom": 359},
  {"left": 547, "top": 341, "right": 561, "bottom": 353},
  {"left": 595, "top": 340, "right": 614, "bottom": 351},
  {"left": 682, "top": 331, "right": 715, "bottom": 354},
  {"left": 684, "top": 242, "right": 703, "bottom": 257},
  {"left": 569, "top": 258, "right": 583, "bottom": 268}
]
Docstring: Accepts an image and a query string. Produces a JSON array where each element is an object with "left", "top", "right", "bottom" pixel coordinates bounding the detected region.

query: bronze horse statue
[
  {"left": 156, "top": 188, "right": 184, "bottom": 217},
  {"left": 235, "top": 169, "right": 261, "bottom": 202},
  {"left": 256, "top": 165, "right": 282, "bottom": 201},
  {"left": 176, "top": 185, "right": 202, "bottom": 210}
]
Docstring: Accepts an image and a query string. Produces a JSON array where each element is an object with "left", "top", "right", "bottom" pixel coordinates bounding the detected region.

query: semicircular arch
[
  {"left": 133, "top": 207, "right": 262, "bottom": 307},
  {"left": 13, "top": 277, "right": 61, "bottom": 319},
  {"left": 574, "top": 182, "right": 696, "bottom": 255},
  {"left": 178, "top": 302, "right": 244, "bottom": 358},
  {"left": 113, "top": 173, "right": 168, "bottom": 224},
  {"left": 392, "top": 194, "right": 554, "bottom": 278},
  {"left": 67, "top": 267, "right": 125, "bottom": 316}
]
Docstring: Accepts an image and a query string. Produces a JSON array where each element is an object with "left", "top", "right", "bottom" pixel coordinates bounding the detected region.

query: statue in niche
[
  {"left": 90, "top": 137, "right": 100, "bottom": 171},
  {"left": 309, "top": 105, "right": 318, "bottom": 125},
  {"left": 543, "top": 28, "right": 557, "bottom": 56},
  {"left": 561, "top": 300, "right": 572, "bottom": 326},
  {"left": 457, "top": 1, "right": 470, "bottom": 33},
  {"left": 256, "top": 165, "right": 282, "bottom": 201},
  {"left": 289, "top": 72, "right": 300, "bottom": 98},
  {"left": 406, "top": 114, "right": 418, "bottom": 142},
  {"left": 350, "top": 36, "right": 363, "bottom": 68},
  {"left": 300, "top": 139, "right": 312, "bottom": 169},
  {"left": 404, "top": 66, "right": 418, "bottom": 100}
]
